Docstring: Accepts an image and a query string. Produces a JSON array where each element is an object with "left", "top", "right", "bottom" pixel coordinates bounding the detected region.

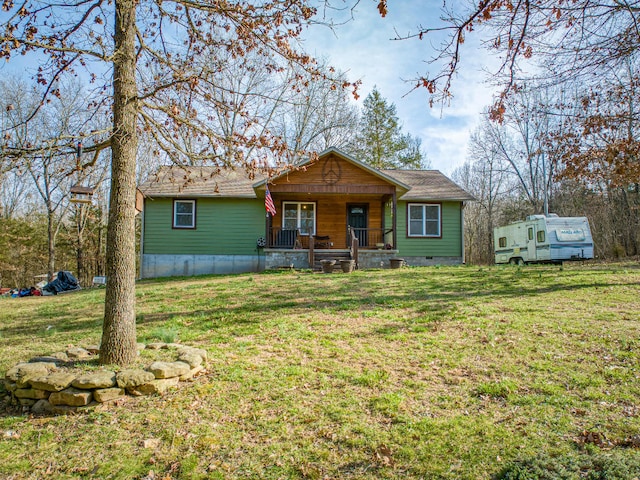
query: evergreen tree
[{"left": 352, "top": 87, "right": 427, "bottom": 169}]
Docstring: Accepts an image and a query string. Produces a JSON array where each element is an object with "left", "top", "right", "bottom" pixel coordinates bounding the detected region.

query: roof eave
[{"left": 141, "top": 193, "right": 258, "bottom": 199}]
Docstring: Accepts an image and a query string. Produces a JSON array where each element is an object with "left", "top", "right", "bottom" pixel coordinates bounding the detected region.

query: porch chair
[{"left": 314, "top": 235, "right": 331, "bottom": 249}]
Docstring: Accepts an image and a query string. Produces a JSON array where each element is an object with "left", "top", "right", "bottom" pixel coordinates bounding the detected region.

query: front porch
[
  {"left": 263, "top": 247, "right": 400, "bottom": 271},
  {"left": 255, "top": 148, "right": 413, "bottom": 270}
]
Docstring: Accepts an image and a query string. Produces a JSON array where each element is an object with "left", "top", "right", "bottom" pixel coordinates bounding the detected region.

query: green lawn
[{"left": 1, "top": 263, "right": 640, "bottom": 479}]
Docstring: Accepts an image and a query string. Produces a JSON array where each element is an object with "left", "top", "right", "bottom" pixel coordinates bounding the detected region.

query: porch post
[
  {"left": 265, "top": 212, "right": 271, "bottom": 247},
  {"left": 392, "top": 191, "right": 397, "bottom": 249}
]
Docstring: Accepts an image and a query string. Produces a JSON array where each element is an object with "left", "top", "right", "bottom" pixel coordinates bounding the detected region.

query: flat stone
[
  {"left": 50, "top": 404, "right": 79, "bottom": 415},
  {"left": 93, "top": 387, "right": 125, "bottom": 403},
  {"left": 72, "top": 371, "right": 116, "bottom": 389},
  {"left": 49, "top": 388, "right": 93, "bottom": 407},
  {"left": 32, "top": 399, "right": 53, "bottom": 414},
  {"left": 177, "top": 352, "right": 203, "bottom": 368},
  {"left": 19, "top": 398, "right": 36, "bottom": 407},
  {"left": 85, "top": 345, "right": 100, "bottom": 355},
  {"left": 50, "top": 352, "right": 70, "bottom": 361},
  {"left": 128, "top": 377, "right": 179, "bottom": 396},
  {"left": 29, "top": 372, "right": 77, "bottom": 392},
  {"left": 6, "top": 363, "right": 57, "bottom": 388},
  {"left": 116, "top": 369, "right": 155, "bottom": 388},
  {"left": 147, "top": 343, "right": 166, "bottom": 350},
  {"left": 136, "top": 343, "right": 147, "bottom": 351},
  {"left": 14, "top": 388, "right": 50, "bottom": 400},
  {"left": 179, "top": 365, "right": 204, "bottom": 381},
  {"left": 177, "top": 346, "right": 208, "bottom": 362},
  {"left": 28, "top": 356, "right": 68, "bottom": 365},
  {"left": 66, "top": 347, "right": 92, "bottom": 360},
  {"left": 148, "top": 361, "right": 190, "bottom": 379},
  {"left": 4, "top": 380, "right": 17, "bottom": 392}
]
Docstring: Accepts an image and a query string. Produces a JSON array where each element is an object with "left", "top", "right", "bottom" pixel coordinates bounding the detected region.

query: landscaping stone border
[{"left": 2, "top": 343, "right": 207, "bottom": 415}]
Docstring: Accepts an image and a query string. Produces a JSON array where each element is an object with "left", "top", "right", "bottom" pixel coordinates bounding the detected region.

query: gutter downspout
[{"left": 461, "top": 202, "right": 466, "bottom": 264}]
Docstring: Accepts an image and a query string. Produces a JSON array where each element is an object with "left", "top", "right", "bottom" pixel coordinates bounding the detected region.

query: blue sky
[
  {"left": 0, "top": 1, "right": 498, "bottom": 175},
  {"left": 302, "top": 1, "right": 500, "bottom": 175}
]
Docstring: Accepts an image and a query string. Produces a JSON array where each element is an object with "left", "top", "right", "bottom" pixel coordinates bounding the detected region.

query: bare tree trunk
[
  {"left": 47, "top": 201, "right": 55, "bottom": 282},
  {"left": 100, "top": 0, "right": 138, "bottom": 366}
]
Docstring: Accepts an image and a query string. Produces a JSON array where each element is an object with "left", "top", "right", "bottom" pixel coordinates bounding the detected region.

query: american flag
[{"left": 265, "top": 186, "right": 276, "bottom": 217}]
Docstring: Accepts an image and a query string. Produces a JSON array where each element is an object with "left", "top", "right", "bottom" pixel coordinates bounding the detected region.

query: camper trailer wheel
[{"left": 509, "top": 257, "right": 525, "bottom": 266}]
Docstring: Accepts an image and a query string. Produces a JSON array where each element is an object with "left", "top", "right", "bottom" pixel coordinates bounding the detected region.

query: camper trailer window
[
  {"left": 528, "top": 228, "right": 534, "bottom": 240},
  {"left": 537, "top": 230, "right": 546, "bottom": 243},
  {"left": 498, "top": 237, "right": 507, "bottom": 248}
]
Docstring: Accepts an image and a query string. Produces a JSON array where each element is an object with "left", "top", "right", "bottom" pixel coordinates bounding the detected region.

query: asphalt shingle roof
[
  {"left": 139, "top": 166, "right": 265, "bottom": 198},
  {"left": 382, "top": 169, "right": 475, "bottom": 201},
  {"left": 139, "top": 164, "right": 474, "bottom": 202}
]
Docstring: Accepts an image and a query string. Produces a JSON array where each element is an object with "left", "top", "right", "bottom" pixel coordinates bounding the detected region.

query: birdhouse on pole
[{"left": 70, "top": 141, "right": 95, "bottom": 204}]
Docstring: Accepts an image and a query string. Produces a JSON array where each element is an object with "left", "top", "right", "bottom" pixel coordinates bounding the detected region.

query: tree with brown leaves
[
  {"left": 1, "top": 0, "right": 353, "bottom": 365},
  {"left": 376, "top": 1, "right": 639, "bottom": 185}
]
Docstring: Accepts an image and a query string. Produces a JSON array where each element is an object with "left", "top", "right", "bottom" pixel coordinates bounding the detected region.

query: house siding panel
[
  {"left": 144, "top": 198, "right": 265, "bottom": 255},
  {"left": 395, "top": 201, "right": 462, "bottom": 257}
]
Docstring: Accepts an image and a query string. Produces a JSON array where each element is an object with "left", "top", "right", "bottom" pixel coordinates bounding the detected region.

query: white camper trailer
[{"left": 494, "top": 215, "right": 594, "bottom": 265}]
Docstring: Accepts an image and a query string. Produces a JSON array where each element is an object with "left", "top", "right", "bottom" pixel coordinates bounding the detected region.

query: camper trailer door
[{"left": 527, "top": 226, "right": 537, "bottom": 261}]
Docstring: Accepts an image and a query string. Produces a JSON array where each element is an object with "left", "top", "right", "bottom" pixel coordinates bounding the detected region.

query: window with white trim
[
  {"left": 283, "top": 202, "right": 315, "bottom": 235},
  {"left": 173, "top": 199, "right": 196, "bottom": 228},
  {"left": 408, "top": 203, "right": 441, "bottom": 237}
]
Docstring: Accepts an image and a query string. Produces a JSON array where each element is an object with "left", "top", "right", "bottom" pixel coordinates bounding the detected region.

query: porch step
[{"left": 313, "top": 250, "right": 352, "bottom": 271}]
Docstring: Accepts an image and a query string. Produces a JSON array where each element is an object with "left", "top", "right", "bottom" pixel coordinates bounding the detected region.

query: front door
[{"left": 348, "top": 204, "right": 368, "bottom": 247}]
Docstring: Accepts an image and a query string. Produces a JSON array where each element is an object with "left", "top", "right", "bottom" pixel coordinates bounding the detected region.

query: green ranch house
[{"left": 138, "top": 148, "right": 474, "bottom": 277}]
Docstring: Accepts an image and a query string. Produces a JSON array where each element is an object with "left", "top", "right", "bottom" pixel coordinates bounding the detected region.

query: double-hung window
[
  {"left": 283, "top": 202, "right": 315, "bottom": 235},
  {"left": 408, "top": 203, "right": 441, "bottom": 237},
  {"left": 173, "top": 199, "right": 196, "bottom": 229}
]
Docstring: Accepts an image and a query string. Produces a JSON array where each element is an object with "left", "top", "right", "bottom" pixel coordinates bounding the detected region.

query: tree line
[{"left": 0, "top": 74, "right": 427, "bottom": 289}]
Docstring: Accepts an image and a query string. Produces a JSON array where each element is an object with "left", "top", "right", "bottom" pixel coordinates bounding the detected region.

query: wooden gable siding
[
  {"left": 268, "top": 153, "right": 394, "bottom": 195},
  {"left": 270, "top": 193, "right": 386, "bottom": 249},
  {"left": 143, "top": 197, "right": 264, "bottom": 255},
  {"left": 394, "top": 201, "right": 463, "bottom": 257}
]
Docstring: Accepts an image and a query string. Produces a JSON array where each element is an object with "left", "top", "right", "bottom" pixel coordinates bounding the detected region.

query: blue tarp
[{"left": 42, "top": 271, "right": 81, "bottom": 295}]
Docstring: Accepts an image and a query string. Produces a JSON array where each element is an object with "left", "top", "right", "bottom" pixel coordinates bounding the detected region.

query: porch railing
[
  {"left": 347, "top": 227, "right": 394, "bottom": 249},
  {"left": 268, "top": 227, "right": 306, "bottom": 249},
  {"left": 350, "top": 228, "right": 359, "bottom": 269},
  {"left": 268, "top": 226, "right": 394, "bottom": 250}
]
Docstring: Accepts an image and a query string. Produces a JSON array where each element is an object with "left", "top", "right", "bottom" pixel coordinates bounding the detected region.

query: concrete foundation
[
  {"left": 140, "top": 254, "right": 264, "bottom": 278},
  {"left": 401, "top": 256, "right": 463, "bottom": 267},
  {"left": 263, "top": 249, "right": 310, "bottom": 270},
  {"left": 140, "top": 252, "right": 464, "bottom": 279}
]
